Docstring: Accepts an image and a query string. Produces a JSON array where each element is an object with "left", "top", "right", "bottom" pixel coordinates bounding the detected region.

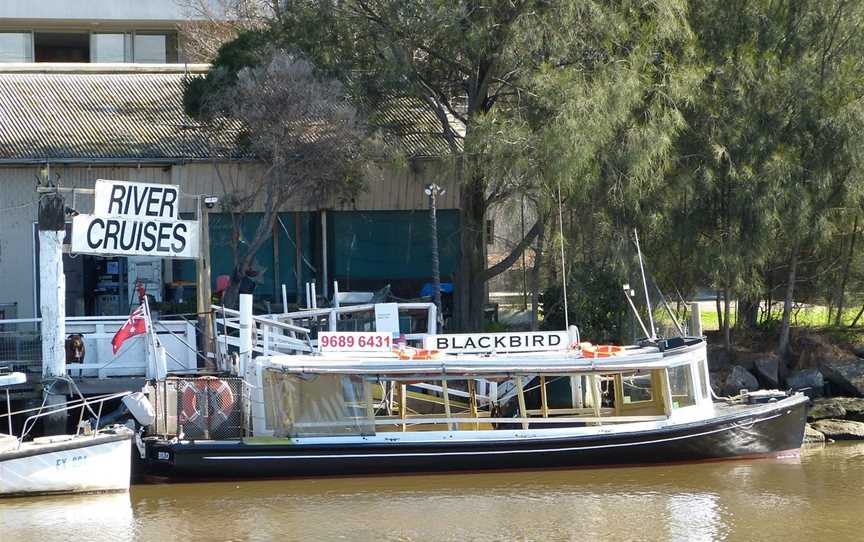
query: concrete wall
[
  {"left": 0, "top": 1, "right": 217, "bottom": 23},
  {"left": 0, "top": 160, "right": 460, "bottom": 318}
]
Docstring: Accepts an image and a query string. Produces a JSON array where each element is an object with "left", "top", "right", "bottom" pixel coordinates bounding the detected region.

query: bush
[{"left": 541, "top": 263, "right": 629, "bottom": 343}]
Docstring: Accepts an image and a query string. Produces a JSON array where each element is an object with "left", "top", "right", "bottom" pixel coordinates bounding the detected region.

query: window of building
[
  {"left": 34, "top": 32, "right": 89, "bottom": 62},
  {"left": 668, "top": 364, "right": 696, "bottom": 409},
  {"left": 91, "top": 33, "right": 132, "bottom": 63},
  {"left": 0, "top": 32, "right": 33, "bottom": 62},
  {"left": 133, "top": 32, "right": 178, "bottom": 63}
]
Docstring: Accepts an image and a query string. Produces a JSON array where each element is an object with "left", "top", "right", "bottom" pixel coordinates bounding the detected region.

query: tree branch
[{"left": 479, "top": 218, "right": 544, "bottom": 283}]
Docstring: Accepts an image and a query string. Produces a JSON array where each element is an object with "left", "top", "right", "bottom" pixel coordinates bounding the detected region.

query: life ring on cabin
[
  {"left": 580, "top": 342, "right": 624, "bottom": 358},
  {"left": 180, "top": 377, "right": 235, "bottom": 427}
]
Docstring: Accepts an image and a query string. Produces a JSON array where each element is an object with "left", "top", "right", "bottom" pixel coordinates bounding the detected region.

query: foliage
[
  {"left": 182, "top": 0, "right": 864, "bottom": 346},
  {"left": 189, "top": 0, "right": 699, "bottom": 330},
  {"left": 541, "top": 263, "right": 629, "bottom": 344},
  {"left": 195, "top": 50, "right": 376, "bottom": 306}
]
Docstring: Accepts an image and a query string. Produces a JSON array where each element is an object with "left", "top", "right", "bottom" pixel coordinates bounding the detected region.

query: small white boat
[{"left": 1, "top": 372, "right": 136, "bottom": 498}]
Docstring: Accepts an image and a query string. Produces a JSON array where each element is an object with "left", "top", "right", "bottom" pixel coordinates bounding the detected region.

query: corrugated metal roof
[
  {"left": 0, "top": 67, "right": 245, "bottom": 163},
  {"left": 0, "top": 65, "right": 461, "bottom": 163},
  {"left": 372, "top": 98, "right": 464, "bottom": 157}
]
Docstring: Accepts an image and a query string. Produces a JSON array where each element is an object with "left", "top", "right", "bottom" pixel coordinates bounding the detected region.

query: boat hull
[
  {"left": 0, "top": 432, "right": 132, "bottom": 497},
  {"left": 144, "top": 396, "right": 808, "bottom": 480}
]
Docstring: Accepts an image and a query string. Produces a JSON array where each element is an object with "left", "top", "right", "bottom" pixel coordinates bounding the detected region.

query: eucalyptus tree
[{"left": 186, "top": 0, "right": 698, "bottom": 330}]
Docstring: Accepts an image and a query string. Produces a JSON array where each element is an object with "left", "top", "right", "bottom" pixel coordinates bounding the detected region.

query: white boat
[{"left": 1, "top": 372, "right": 137, "bottom": 498}]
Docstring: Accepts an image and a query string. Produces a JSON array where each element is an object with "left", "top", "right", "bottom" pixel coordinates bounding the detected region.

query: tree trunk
[
  {"left": 834, "top": 215, "right": 858, "bottom": 326},
  {"left": 221, "top": 198, "right": 282, "bottom": 309},
  {"left": 715, "top": 291, "right": 724, "bottom": 332},
  {"left": 723, "top": 287, "right": 731, "bottom": 353},
  {"left": 738, "top": 296, "right": 759, "bottom": 329},
  {"left": 778, "top": 243, "right": 800, "bottom": 357},
  {"left": 530, "top": 224, "right": 546, "bottom": 331},
  {"left": 455, "top": 174, "right": 488, "bottom": 331}
]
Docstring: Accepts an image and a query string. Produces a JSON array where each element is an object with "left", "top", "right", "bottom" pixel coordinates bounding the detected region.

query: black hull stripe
[{"left": 201, "top": 411, "right": 785, "bottom": 461}]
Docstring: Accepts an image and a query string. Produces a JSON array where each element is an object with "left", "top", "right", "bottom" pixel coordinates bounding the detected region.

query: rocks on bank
[
  {"left": 804, "top": 397, "right": 864, "bottom": 442},
  {"left": 809, "top": 419, "right": 864, "bottom": 440}
]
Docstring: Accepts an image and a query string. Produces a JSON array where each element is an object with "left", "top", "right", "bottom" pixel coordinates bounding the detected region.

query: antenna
[
  {"left": 633, "top": 229, "right": 656, "bottom": 340},
  {"left": 622, "top": 284, "right": 651, "bottom": 338},
  {"left": 557, "top": 180, "right": 569, "bottom": 328}
]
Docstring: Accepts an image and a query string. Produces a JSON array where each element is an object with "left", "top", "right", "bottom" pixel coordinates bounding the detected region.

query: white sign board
[
  {"left": 373, "top": 303, "right": 401, "bottom": 334},
  {"left": 318, "top": 332, "right": 393, "bottom": 352},
  {"left": 424, "top": 331, "right": 570, "bottom": 353},
  {"left": 71, "top": 180, "right": 199, "bottom": 259},
  {"left": 94, "top": 179, "right": 180, "bottom": 220}
]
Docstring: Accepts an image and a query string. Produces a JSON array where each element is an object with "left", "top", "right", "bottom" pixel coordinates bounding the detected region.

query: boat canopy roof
[{"left": 258, "top": 343, "right": 705, "bottom": 378}]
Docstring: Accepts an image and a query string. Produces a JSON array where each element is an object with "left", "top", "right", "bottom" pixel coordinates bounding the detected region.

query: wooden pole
[
  {"left": 539, "top": 376, "right": 549, "bottom": 418},
  {"left": 589, "top": 375, "right": 602, "bottom": 424},
  {"left": 238, "top": 294, "right": 253, "bottom": 378},
  {"left": 196, "top": 197, "right": 214, "bottom": 369},
  {"left": 441, "top": 379, "right": 453, "bottom": 430},
  {"left": 468, "top": 379, "right": 478, "bottom": 430},
  {"left": 38, "top": 190, "right": 67, "bottom": 435},
  {"left": 515, "top": 376, "right": 529, "bottom": 430},
  {"left": 399, "top": 383, "right": 407, "bottom": 432},
  {"left": 689, "top": 301, "right": 703, "bottom": 337},
  {"left": 294, "top": 215, "right": 303, "bottom": 304}
]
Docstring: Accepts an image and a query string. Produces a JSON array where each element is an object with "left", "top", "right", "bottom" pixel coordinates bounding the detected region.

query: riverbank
[{"left": 705, "top": 327, "right": 864, "bottom": 442}]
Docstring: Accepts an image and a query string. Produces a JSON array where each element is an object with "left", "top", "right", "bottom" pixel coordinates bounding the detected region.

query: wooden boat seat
[{"left": 0, "top": 433, "right": 17, "bottom": 453}]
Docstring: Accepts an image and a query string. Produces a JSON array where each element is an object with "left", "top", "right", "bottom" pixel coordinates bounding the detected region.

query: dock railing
[{"left": 0, "top": 316, "right": 199, "bottom": 378}]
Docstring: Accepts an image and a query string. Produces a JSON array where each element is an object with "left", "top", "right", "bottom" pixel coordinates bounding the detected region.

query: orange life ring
[
  {"left": 180, "top": 377, "right": 235, "bottom": 427},
  {"left": 580, "top": 342, "right": 624, "bottom": 358},
  {"left": 393, "top": 347, "right": 441, "bottom": 360}
]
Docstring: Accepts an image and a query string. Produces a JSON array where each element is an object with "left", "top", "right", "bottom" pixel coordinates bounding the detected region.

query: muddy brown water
[{"left": 1, "top": 443, "right": 862, "bottom": 542}]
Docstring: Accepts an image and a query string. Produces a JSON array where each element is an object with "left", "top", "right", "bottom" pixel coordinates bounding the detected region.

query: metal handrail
[{"left": 16, "top": 391, "right": 131, "bottom": 449}]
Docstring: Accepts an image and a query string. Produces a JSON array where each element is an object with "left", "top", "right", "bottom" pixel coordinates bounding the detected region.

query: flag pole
[{"left": 142, "top": 293, "right": 160, "bottom": 358}]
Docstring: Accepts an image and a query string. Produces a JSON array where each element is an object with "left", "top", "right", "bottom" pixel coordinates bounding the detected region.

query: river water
[{"left": 2, "top": 443, "right": 862, "bottom": 542}]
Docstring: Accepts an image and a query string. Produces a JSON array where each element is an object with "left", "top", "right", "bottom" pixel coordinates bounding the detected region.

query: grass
[{"left": 697, "top": 304, "right": 864, "bottom": 332}]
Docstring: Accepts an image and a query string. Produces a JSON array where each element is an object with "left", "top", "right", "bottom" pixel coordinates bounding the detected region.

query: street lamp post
[{"left": 425, "top": 183, "right": 445, "bottom": 332}]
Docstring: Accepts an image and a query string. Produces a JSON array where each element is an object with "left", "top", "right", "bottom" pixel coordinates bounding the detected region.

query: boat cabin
[{"left": 247, "top": 339, "right": 712, "bottom": 439}]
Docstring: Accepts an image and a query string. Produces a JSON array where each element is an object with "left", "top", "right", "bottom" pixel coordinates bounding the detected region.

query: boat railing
[
  {"left": 212, "top": 305, "right": 313, "bottom": 367},
  {"left": 257, "top": 302, "right": 438, "bottom": 348},
  {"left": 7, "top": 390, "right": 131, "bottom": 450}
]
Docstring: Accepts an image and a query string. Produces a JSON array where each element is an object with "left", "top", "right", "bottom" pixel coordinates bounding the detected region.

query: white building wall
[
  {"left": 0, "top": 161, "right": 460, "bottom": 318},
  {"left": 0, "top": 0, "right": 218, "bottom": 23}
]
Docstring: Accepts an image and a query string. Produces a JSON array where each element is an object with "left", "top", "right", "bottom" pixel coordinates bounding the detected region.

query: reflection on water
[
  {"left": 0, "top": 492, "right": 135, "bottom": 541},
  {"left": 2, "top": 443, "right": 863, "bottom": 542}
]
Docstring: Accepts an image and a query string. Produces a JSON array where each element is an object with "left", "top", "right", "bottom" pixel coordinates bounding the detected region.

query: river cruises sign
[
  {"left": 71, "top": 180, "right": 199, "bottom": 259},
  {"left": 425, "top": 331, "right": 570, "bottom": 353}
]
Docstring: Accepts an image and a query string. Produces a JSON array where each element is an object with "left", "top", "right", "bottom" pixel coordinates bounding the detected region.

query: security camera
[{"left": 203, "top": 196, "right": 219, "bottom": 209}]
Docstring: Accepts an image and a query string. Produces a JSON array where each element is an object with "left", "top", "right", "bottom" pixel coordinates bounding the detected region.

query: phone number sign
[{"left": 318, "top": 332, "right": 393, "bottom": 352}]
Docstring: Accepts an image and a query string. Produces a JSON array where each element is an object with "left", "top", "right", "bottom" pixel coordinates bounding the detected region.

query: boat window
[
  {"left": 622, "top": 373, "right": 654, "bottom": 404},
  {"left": 667, "top": 365, "right": 696, "bottom": 409},
  {"left": 697, "top": 361, "right": 711, "bottom": 401},
  {"left": 263, "top": 371, "right": 374, "bottom": 437}
]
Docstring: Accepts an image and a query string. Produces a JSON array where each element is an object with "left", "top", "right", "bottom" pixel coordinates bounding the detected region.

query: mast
[{"left": 633, "top": 229, "right": 656, "bottom": 340}]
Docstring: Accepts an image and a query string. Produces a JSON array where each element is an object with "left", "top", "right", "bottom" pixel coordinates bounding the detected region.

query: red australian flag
[{"left": 111, "top": 304, "right": 148, "bottom": 355}]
